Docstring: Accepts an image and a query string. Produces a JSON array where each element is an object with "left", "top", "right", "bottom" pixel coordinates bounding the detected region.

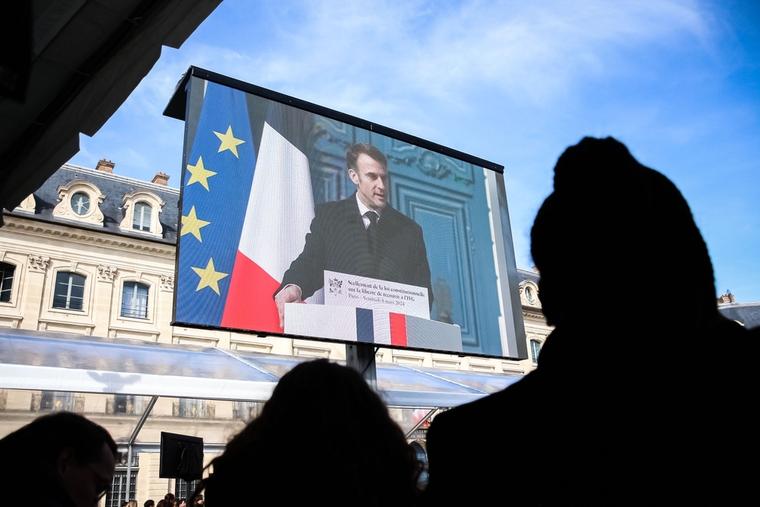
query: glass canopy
[{"left": 0, "top": 328, "right": 522, "bottom": 409}]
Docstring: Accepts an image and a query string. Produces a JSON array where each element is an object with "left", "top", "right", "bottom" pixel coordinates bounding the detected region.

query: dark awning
[{"left": 0, "top": 0, "right": 221, "bottom": 215}]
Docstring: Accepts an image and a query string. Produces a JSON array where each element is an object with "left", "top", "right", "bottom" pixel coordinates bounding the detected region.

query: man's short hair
[{"left": 346, "top": 143, "right": 387, "bottom": 172}]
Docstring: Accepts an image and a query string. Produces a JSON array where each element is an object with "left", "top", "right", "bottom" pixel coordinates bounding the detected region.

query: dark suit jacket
[{"left": 276, "top": 194, "right": 433, "bottom": 306}]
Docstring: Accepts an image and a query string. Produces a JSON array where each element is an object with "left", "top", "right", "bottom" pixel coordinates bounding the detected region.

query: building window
[
  {"left": 120, "top": 191, "right": 164, "bottom": 237},
  {"left": 40, "top": 391, "right": 74, "bottom": 411},
  {"left": 121, "top": 282, "right": 149, "bottom": 319},
  {"left": 524, "top": 284, "right": 536, "bottom": 305},
  {"left": 0, "top": 262, "right": 14, "bottom": 303},
  {"left": 53, "top": 271, "right": 86, "bottom": 310},
  {"left": 175, "top": 398, "right": 215, "bottom": 419},
  {"left": 70, "top": 191, "right": 91, "bottom": 216},
  {"left": 53, "top": 181, "right": 105, "bottom": 225},
  {"left": 114, "top": 394, "right": 135, "bottom": 414},
  {"left": 106, "top": 453, "right": 138, "bottom": 507},
  {"left": 530, "top": 339, "right": 542, "bottom": 365},
  {"left": 175, "top": 479, "right": 202, "bottom": 501},
  {"left": 233, "top": 401, "right": 262, "bottom": 421},
  {"left": 132, "top": 202, "right": 152, "bottom": 231}
]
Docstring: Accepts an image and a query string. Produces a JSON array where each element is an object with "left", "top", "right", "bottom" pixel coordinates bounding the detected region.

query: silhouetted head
[
  {"left": 203, "top": 359, "right": 418, "bottom": 506},
  {"left": 0, "top": 412, "right": 117, "bottom": 507},
  {"left": 531, "top": 137, "right": 716, "bottom": 330}
]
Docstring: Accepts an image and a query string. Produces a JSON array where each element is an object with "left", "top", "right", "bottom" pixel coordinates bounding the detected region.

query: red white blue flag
[{"left": 176, "top": 80, "right": 314, "bottom": 333}]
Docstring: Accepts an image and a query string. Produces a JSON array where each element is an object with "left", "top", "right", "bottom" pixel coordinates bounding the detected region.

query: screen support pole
[
  {"left": 125, "top": 395, "right": 158, "bottom": 503},
  {"left": 346, "top": 343, "right": 377, "bottom": 389}
]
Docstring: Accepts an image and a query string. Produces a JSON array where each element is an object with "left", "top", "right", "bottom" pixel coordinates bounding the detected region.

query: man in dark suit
[{"left": 274, "top": 143, "right": 432, "bottom": 327}]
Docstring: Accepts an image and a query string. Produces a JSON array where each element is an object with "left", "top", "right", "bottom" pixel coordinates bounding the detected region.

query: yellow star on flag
[
  {"left": 181, "top": 206, "right": 211, "bottom": 242},
  {"left": 191, "top": 258, "right": 228, "bottom": 295},
  {"left": 186, "top": 156, "right": 217, "bottom": 191},
  {"left": 213, "top": 125, "right": 245, "bottom": 158}
]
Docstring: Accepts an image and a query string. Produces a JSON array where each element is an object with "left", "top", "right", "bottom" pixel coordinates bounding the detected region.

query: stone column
[
  {"left": 93, "top": 265, "right": 117, "bottom": 337},
  {"left": 157, "top": 274, "right": 174, "bottom": 343},
  {"left": 18, "top": 255, "right": 49, "bottom": 330}
]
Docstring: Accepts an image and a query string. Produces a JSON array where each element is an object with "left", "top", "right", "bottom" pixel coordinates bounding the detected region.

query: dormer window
[
  {"left": 132, "top": 202, "right": 152, "bottom": 231},
  {"left": 71, "top": 191, "right": 91, "bottom": 216},
  {"left": 52, "top": 180, "right": 105, "bottom": 226},
  {"left": 520, "top": 281, "right": 540, "bottom": 307},
  {"left": 524, "top": 285, "right": 535, "bottom": 305},
  {"left": 120, "top": 191, "right": 164, "bottom": 237}
]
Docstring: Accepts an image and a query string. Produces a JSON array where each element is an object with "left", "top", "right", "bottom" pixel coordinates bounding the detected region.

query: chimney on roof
[
  {"left": 95, "top": 159, "right": 115, "bottom": 173},
  {"left": 152, "top": 171, "right": 170, "bottom": 186},
  {"left": 717, "top": 290, "right": 736, "bottom": 304}
]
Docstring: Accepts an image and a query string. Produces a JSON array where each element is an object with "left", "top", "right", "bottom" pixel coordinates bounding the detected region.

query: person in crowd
[
  {"left": 424, "top": 137, "right": 754, "bottom": 505},
  {"left": 144, "top": 500, "right": 155, "bottom": 507},
  {"left": 201, "top": 359, "right": 420, "bottom": 506},
  {"left": 0, "top": 411, "right": 117, "bottom": 507}
]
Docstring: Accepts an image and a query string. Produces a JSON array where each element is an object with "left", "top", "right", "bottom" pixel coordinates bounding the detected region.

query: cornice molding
[
  {"left": 522, "top": 309, "right": 546, "bottom": 321},
  {"left": 2, "top": 217, "right": 176, "bottom": 257}
]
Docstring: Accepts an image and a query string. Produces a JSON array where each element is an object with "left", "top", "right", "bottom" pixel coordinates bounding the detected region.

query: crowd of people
[
  {"left": 139, "top": 493, "right": 203, "bottom": 507},
  {"left": 0, "top": 137, "right": 754, "bottom": 506}
]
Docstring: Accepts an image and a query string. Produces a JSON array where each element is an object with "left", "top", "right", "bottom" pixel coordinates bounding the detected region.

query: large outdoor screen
[{"left": 166, "top": 67, "right": 526, "bottom": 359}]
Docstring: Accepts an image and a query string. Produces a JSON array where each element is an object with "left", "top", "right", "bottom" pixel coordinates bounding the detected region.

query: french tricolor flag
[
  {"left": 175, "top": 83, "right": 316, "bottom": 334},
  {"left": 221, "top": 104, "right": 316, "bottom": 333}
]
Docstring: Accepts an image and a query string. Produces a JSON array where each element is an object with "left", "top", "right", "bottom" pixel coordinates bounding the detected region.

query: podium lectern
[{"left": 284, "top": 303, "right": 462, "bottom": 353}]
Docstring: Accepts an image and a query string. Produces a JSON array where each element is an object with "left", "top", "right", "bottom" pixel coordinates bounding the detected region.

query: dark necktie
[{"left": 365, "top": 211, "right": 379, "bottom": 255}]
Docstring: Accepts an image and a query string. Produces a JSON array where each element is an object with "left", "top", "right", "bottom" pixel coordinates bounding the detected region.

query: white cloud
[
  {"left": 108, "top": 0, "right": 716, "bottom": 154},
  {"left": 230, "top": 0, "right": 713, "bottom": 109}
]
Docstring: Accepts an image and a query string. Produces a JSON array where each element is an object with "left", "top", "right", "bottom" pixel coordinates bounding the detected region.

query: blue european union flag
[{"left": 175, "top": 81, "right": 256, "bottom": 326}]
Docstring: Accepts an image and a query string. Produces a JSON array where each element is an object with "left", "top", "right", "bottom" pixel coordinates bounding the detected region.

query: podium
[{"left": 284, "top": 303, "right": 463, "bottom": 353}]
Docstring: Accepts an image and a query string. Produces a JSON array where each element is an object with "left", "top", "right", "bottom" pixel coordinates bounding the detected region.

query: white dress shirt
[{"left": 356, "top": 193, "right": 381, "bottom": 229}]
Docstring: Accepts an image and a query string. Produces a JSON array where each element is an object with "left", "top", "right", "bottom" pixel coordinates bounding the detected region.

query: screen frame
[
  {"left": 165, "top": 67, "right": 503, "bottom": 173},
  {"left": 165, "top": 66, "right": 527, "bottom": 360}
]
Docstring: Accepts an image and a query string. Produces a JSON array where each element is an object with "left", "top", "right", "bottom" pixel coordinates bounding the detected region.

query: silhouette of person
[
  {"left": 0, "top": 411, "right": 117, "bottom": 507},
  {"left": 201, "top": 359, "right": 420, "bottom": 506},
  {"left": 424, "top": 137, "right": 754, "bottom": 505}
]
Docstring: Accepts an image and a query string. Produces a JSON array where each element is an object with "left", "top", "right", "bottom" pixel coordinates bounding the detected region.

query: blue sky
[{"left": 71, "top": 0, "right": 760, "bottom": 301}]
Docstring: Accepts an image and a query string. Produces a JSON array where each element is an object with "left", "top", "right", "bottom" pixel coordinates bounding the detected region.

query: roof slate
[{"left": 9, "top": 164, "right": 179, "bottom": 244}]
